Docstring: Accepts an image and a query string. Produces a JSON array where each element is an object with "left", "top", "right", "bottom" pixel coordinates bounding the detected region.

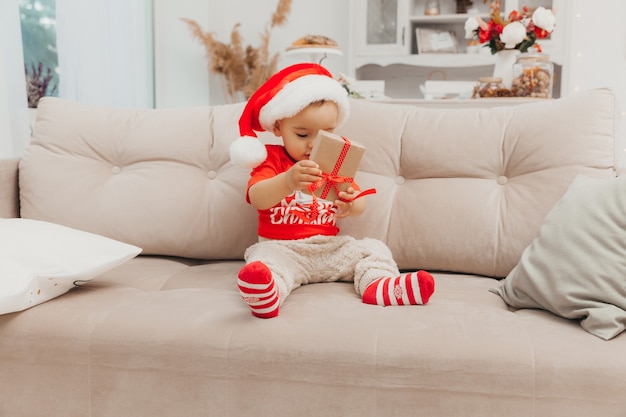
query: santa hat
[{"left": 230, "top": 63, "right": 350, "bottom": 169}]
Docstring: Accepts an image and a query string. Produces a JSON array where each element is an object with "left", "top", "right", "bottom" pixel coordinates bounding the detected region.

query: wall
[
  {"left": 153, "top": 0, "right": 349, "bottom": 107},
  {"left": 4, "top": 0, "right": 626, "bottom": 157},
  {"left": 562, "top": 0, "right": 626, "bottom": 166},
  {"left": 153, "top": 0, "right": 209, "bottom": 107}
]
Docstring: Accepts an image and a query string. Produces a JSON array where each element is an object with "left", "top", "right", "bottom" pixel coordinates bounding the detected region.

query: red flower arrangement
[{"left": 465, "top": 0, "right": 556, "bottom": 54}]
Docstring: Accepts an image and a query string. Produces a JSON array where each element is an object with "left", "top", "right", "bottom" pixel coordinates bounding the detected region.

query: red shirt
[{"left": 246, "top": 145, "right": 358, "bottom": 240}]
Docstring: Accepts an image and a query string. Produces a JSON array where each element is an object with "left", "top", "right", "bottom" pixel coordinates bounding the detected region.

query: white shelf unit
[{"left": 348, "top": 0, "right": 566, "bottom": 99}]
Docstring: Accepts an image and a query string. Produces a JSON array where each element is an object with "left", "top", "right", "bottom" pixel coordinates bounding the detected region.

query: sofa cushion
[
  {"left": 20, "top": 98, "right": 265, "bottom": 260},
  {"left": 3, "top": 257, "right": 626, "bottom": 416},
  {"left": 491, "top": 175, "right": 626, "bottom": 340},
  {"left": 19, "top": 90, "right": 618, "bottom": 277},
  {"left": 0, "top": 218, "right": 140, "bottom": 314},
  {"left": 339, "top": 89, "right": 618, "bottom": 276}
]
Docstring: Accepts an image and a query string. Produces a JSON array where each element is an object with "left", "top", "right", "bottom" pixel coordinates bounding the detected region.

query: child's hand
[
  {"left": 335, "top": 187, "right": 363, "bottom": 218},
  {"left": 285, "top": 160, "right": 322, "bottom": 191}
]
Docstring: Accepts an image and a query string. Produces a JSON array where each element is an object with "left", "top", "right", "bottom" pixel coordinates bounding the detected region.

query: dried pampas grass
[{"left": 181, "top": 0, "right": 292, "bottom": 102}]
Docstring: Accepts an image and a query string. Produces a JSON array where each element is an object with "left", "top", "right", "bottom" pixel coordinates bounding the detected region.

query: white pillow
[
  {"left": 1, "top": 218, "right": 141, "bottom": 314},
  {"left": 491, "top": 175, "right": 626, "bottom": 340}
]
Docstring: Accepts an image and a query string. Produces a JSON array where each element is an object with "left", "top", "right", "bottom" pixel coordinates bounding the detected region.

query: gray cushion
[{"left": 491, "top": 175, "right": 626, "bottom": 340}]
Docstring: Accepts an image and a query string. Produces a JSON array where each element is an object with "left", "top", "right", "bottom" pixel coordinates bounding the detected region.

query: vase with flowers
[{"left": 464, "top": 0, "right": 556, "bottom": 89}]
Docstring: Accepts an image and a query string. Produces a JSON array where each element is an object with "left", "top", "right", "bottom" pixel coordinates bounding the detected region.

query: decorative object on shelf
[
  {"left": 337, "top": 74, "right": 387, "bottom": 100},
  {"left": 473, "top": 76, "right": 510, "bottom": 98},
  {"left": 285, "top": 34, "right": 343, "bottom": 64},
  {"left": 424, "top": 0, "right": 441, "bottom": 16},
  {"left": 181, "top": 0, "right": 291, "bottom": 102},
  {"left": 511, "top": 53, "right": 554, "bottom": 98},
  {"left": 416, "top": 28, "right": 458, "bottom": 54},
  {"left": 337, "top": 73, "right": 364, "bottom": 98},
  {"left": 288, "top": 34, "right": 339, "bottom": 50},
  {"left": 492, "top": 48, "right": 518, "bottom": 89},
  {"left": 455, "top": 0, "right": 473, "bottom": 14},
  {"left": 464, "top": 0, "right": 555, "bottom": 89},
  {"left": 421, "top": 80, "right": 475, "bottom": 100},
  {"left": 464, "top": 0, "right": 556, "bottom": 55}
]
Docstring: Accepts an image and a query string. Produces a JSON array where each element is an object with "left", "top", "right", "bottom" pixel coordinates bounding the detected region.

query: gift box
[{"left": 306, "top": 130, "right": 365, "bottom": 202}]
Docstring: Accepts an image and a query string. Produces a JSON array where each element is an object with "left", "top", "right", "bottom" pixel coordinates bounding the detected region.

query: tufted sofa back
[
  {"left": 338, "top": 90, "right": 618, "bottom": 276},
  {"left": 19, "top": 89, "right": 618, "bottom": 277}
]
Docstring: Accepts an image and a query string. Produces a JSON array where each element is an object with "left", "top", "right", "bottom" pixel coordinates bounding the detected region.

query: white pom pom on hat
[{"left": 230, "top": 62, "right": 350, "bottom": 169}]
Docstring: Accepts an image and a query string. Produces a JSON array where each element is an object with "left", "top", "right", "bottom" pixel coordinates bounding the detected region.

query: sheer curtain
[
  {"left": 0, "top": 0, "right": 30, "bottom": 158},
  {"left": 56, "top": 0, "right": 154, "bottom": 108}
]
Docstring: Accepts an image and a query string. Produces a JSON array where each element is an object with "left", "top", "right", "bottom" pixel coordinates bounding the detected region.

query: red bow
[{"left": 300, "top": 135, "right": 377, "bottom": 223}]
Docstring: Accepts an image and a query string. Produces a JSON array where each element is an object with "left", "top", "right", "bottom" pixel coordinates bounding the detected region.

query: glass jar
[
  {"left": 424, "top": 0, "right": 441, "bottom": 16},
  {"left": 474, "top": 77, "right": 510, "bottom": 98},
  {"left": 511, "top": 53, "right": 554, "bottom": 98}
]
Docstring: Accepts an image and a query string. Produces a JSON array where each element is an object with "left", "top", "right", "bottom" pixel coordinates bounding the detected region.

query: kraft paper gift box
[{"left": 306, "top": 130, "right": 365, "bottom": 203}]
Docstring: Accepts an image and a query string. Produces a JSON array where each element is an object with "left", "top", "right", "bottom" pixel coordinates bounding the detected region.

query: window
[{"left": 19, "top": 0, "right": 58, "bottom": 108}]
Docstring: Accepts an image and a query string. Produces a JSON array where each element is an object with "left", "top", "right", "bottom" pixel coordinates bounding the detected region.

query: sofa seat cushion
[
  {"left": 515, "top": 309, "right": 626, "bottom": 416},
  {"left": 1, "top": 257, "right": 626, "bottom": 416}
]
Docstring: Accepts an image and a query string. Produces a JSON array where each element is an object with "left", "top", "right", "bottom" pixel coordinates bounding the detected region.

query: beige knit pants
[{"left": 243, "top": 235, "right": 401, "bottom": 304}]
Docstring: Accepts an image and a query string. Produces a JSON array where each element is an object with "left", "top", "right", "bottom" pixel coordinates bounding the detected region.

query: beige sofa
[{"left": 1, "top": 89, "right": 625, "bottom": 417}]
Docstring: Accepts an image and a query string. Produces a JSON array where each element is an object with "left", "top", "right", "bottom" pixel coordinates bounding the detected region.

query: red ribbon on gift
[{"left": 305, "top": 136, "right": 376, "bottom": 222}]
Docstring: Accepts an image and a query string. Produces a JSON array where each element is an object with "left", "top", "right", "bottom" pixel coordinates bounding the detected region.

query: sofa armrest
[{"left": 0, "top": 158, "right": 20, "bottom": 218}]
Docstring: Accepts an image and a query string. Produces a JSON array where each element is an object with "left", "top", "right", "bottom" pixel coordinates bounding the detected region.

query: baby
[{"left": 230, "top": 63, "right": 434, "bottom": 318}]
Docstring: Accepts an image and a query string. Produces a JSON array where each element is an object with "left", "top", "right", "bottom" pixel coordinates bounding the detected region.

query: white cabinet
[
  {"left": 351, "top": 0, "right": 410, "bottom": 56},
  {"left": 348, "top": 0, "right": 567, "bottom": 99}
]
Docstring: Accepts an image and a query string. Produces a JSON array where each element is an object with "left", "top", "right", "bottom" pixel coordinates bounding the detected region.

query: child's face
[{"left": 273, "top": 101, "right": 339, "bottom": 162}]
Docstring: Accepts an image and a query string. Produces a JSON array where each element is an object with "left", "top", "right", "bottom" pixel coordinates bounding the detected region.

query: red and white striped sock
[
  {"left": 237, "top": 261, "right": 280, "bottom": 318},
  {"left": 362, "top": 270, "right": 435, "bottom": 306}
]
